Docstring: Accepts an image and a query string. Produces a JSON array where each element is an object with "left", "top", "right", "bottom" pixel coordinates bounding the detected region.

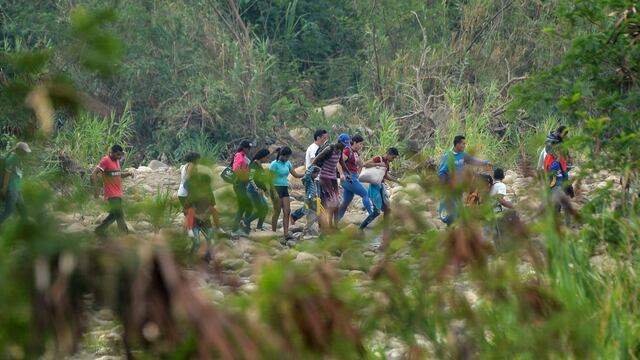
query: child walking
[{"left": 291, "top": 166, "right": 321, "bottom": 233}]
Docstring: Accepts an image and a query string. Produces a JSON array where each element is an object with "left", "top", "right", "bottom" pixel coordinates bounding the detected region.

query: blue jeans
[
  {"left": 233, "top": 182, "right": 253, "bottom": 231},
  {"left": 0, "top": 188, "right": 26, "bottom": 225},
  {"left": 360, "top": 184, "right": 386, "bottom": 229},
  {"left": 192, "top": 226, "right": 213, "bottom": 254},
  {"left": 339, "top": 172, "right": 374, "bottom": 219},
  {"left": 246, "top": 184, "right": 268, "bottom": 229}
]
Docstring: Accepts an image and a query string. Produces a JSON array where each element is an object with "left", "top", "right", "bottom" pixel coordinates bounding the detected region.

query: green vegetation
[{"left": 0, "top": 0, "right": 639, "bottom": 358}]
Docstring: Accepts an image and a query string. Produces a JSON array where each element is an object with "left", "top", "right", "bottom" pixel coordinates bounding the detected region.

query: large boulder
[
  {"left": 287, "top": 165, "right": 306, "bottom": 186},
  {"left": 148, "top": 160, "right": 169, "bottom": 170},
  {"left": 339, "top": 248, "right": 369, "bottom": 271},
  {"left": 64, "top": 223, "right": 88, "bottom": 233},
  {"left": 294, "top": 252, "right": 319, "bottom": 264},
  {"left": 213, "top": 185, "right": 236, "bottom": 213},
  {"left": 221, "top": 259, "right": 248, "bottom": 272},
  {"left": 136, "top": 166, "right": 154, "bottom": 173},
  {"left": 315, "top": 104, "right": 343, "bottom": 118},
  {"left": 340, "top": 211, "right": 366, "bottom": 226}
]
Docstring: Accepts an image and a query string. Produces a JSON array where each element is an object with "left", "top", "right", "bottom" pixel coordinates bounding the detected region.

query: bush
[{"left": 53, "top": 104, "right": 133, "bottom": 169}]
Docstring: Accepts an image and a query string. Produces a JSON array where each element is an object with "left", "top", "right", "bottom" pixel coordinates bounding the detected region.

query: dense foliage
[{"left": 2, "top": 0, "right": 562, "bottom": 165}]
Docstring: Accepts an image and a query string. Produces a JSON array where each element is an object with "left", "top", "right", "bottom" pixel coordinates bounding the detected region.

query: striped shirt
[{"left": 320, "top": 152, "right": 340, "bottom": 179}]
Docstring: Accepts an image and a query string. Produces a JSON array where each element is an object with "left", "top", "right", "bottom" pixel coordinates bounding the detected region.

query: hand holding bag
[
  {"left": 359, "top": 166, "right": 386, "bottom": 185},
  {"left": 220, "top": 157, "right": 236, "bottom": 184}
]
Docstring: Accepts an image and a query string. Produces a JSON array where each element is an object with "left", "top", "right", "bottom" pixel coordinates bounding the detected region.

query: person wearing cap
[
  {"left": 311, "top": 136, "right": 351, "bottom": 231},
  {"left": 0, "top": 142, "right": 31, "bottom": 225},
  {"left": 92, "top": 144, "right": 134, "bottom": 235},
  {"left": 231, "top": 140, "right": 253, "bottom": 237},
  {"left": 537, "top": 125, "right": 569, "bottom": 172},
  {"left": 338, "top": 134, "right": 375, "bottom": 223}
]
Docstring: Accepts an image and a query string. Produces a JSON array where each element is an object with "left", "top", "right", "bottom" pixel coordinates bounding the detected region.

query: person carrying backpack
[
  {"left": 537, "top": 125, "right": 568, "bottom": 172},
  {"left": 312, "top": 137, "right": 351, "bottom": 230},
  {"left": 0, "top": 142, "right": 31, "bottom": 225},
  {"left": 231, "top": 140, "right": 253, "bottom": 237},
  {"left": 545, "top": 146, "right": 570, "bottom": 211},
  {"left": 92, "top": 145, "right": 133, "bottom": 235}
]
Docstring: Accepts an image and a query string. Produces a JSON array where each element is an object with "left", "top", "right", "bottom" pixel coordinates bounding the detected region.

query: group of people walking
[
  {"left": 0, "top": 125, "right": 575, "bottom": 260},
  {"left": 220, "top": 131, "right": 402, "bottom": 241}
]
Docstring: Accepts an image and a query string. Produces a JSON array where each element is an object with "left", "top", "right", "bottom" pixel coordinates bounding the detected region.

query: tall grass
[
  {"left": 378, "top": 108, "right": 399, "bottom": 152},
  {"left": 421, "top": 84, "right": 509, "bottom": 166},
  {"left": 172, "top": 132, "right": 223, "bottom": 165},
  {"left": 54, "top": 103, "right": 133, "bottom": 169}
]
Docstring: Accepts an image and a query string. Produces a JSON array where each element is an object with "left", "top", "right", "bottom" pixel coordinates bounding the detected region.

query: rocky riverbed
[{"left": 58, "top": 162, "right": 623, "bottom": 358}]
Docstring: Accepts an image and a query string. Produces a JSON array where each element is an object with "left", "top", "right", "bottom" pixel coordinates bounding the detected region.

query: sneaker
[
  {"left": 187, "top": 229, "right": 195, "bottom": 238},
  {"left": 370, "top": 235, "right": 383, "bottom": 251}
]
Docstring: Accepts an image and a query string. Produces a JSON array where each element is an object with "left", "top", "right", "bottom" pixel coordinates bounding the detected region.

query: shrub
[{"left": 53, "top": 104, "right": 133, "bottom": 169}]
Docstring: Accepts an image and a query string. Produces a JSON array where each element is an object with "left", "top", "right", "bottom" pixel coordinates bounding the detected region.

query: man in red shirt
[{"left": 92, "top": 145, "right": 133, "bottom": 235}]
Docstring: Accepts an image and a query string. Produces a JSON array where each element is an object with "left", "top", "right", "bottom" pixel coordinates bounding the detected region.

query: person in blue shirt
[
  {"left": 438, "top": 135, "right": 491, "bottom": 225},
  {"left": 269, "top": 147, "right": 303, "bottom": 239},
  {"left": 438, "top": 135, "right": 491, "bottom": 183}
]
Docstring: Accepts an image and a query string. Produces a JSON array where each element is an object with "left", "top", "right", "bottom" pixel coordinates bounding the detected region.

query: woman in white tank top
[{"left": 178, "top": 152, "right": 201, "bottom": 236}]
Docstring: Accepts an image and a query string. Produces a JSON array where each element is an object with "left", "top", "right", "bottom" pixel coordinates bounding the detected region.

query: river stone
[
  {"left": 136, "top": 166, "right": 153, "bottom": 172},
  {"left": 340, "top": 212, "right": 364, "bottom": 226},
  {"left": 147, "top": 160, "right": 169, "bottom": 170},
  {"left": 239, "top": 267, "right": 253, "bottom": 277},
  {"left": 340, "top": 248, "right": 368, "bottom": 271},
  {"left": 590, "top": 254, "right": 616, "bottom": 274},
  {"left": 288, "top": 165, "right": 306, "bottom": 184},
  {"left": 201, "top": 287, "right": 225, "bottom": 303},
  {"left": 65, "top": 223, "right": 87, "bottom": 233},
  {"left": 250, "top": 230, "right": 279, "bottom": 240},
  {"left": 52, "top": 211, "right": 77, "bottom": 224},
  {"left": 221, "top": 259, "right": 248, "bottom": 271},
  {"left": 294, "top": 252, "right": 319, "bottom": 264},
  {"left": 241, "top": 283, "right": 257, "bottom": 293},
  {"left": 315, "top": 103, "right": 343, "bottom": 118}
]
